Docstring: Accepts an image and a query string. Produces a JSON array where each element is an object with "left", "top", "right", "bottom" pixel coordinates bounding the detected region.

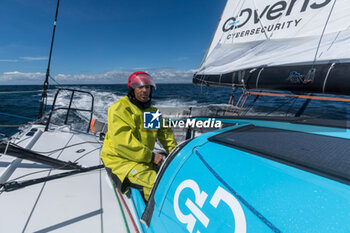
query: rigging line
[
  {"left": 228, "top": 96, "right": 235, "bottom": 115},
  {"left": 70, "top": 128, "right": 100, "bottom": 138},
  {"left": 228, "top": 89, "right": 237, "bottom": 114},
  {"left": 231, "top": 91, "right": 245, "bottom": 115},
  {"left": 54, "top": 132, "right": 74, "bottom": 160},
  {"left": 225, "top": 94, "right": 234, "bottom": 116},
  {"left": 294, "top": 94, "right": 313, "bottom": 117},
  {"left": 115, "top": 187, "right": 140, "bottom": 233},
  {"left": 0, "top": 125, "right": 25, "bottom": 127},
  {"left": 49, "top": 74, "right": 63, "bottom": 86},
  {"left": 286, "top": 97, "right": 298, "bottom": 116},
  {"left": 242, "top": 92, "right": 261, "bottom": 116},
  {"left": 7, "top": 169, "right": 54, "bottom": 182},
  {"left": 267, "top": 0, "right": 293, "bottom": 39},
  {"left": 252, "top": 0, "right": 269, "bottom": 40},
  {"left": 49, "top": 74, "right": 59, "bottom": 84},
  {"left": 326, "top": 31, "right": 341, "bottom": 52},
  {"left": 0, "top": 112, "right": 36, "bottom": 121},
  {"left": 265, "top": 97, "right": 296, "bottom": 116},
  {"left": 0, "top": 90, "right": 42, "bottom": 94},
  {"left": 307, "top": 0, "right": 337, "bottom": 81},
  {"left": 247, "top": 91, "right": 350, "bottom": 102},
  {"left": 112, "top": 182, "right": 131, "bottom": 233},
  {"left": 9, "top": 131, "right": 30, "bottom": 145},
  {"left": 73, "top": 147, "right": 101, "bottom": 163},
  {"left": 130, "top": 192, "right": 145, "bottom": 233},
  {"left": 237, "top": 93, "right": 250, "bottom": 115},
  {"left": 31, "top": 141, "right": 101, "bottom": 154}
]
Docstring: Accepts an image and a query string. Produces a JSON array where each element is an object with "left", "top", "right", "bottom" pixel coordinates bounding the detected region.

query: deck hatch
[{"left": 208, "top": 125, "right": 350, "bottom": 184}]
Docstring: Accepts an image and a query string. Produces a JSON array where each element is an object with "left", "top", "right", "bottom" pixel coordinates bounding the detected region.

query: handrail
[{"left": 45, "top": 88, "right": 94, "bottom": 133}]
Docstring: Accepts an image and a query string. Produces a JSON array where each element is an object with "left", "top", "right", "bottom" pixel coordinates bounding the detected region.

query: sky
[{"left": 0, "top": 0, "right": 227, "bottom": 85}]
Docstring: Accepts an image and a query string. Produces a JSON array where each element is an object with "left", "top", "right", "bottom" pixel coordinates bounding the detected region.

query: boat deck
[{"left": 0, "top": 124, "right": 137, "bottom": 233}]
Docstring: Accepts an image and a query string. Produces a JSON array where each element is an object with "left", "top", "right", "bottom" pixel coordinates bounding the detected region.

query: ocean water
[{"left": 1, "top": 84, "right": 349, "bottom": 138}]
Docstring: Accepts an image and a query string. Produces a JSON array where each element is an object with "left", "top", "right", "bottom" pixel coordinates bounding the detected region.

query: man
[{"left": 100, "top": 71, "right": 177, "bottom": 201}]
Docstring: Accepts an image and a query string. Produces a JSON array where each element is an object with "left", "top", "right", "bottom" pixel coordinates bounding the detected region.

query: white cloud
[
  {"left": 132, "top": 67, "right": 174, "bottom": 71},
  {"left": 149, "top": 69, "right": 196, "bottom": 83},
  {"left": 0, "top": 71, "right": 45, "bottom": 84},
  {"left": 20, "top": 56, "right": 47, "bottom": 61},
  {"left": 0, "top": 69, "right": 196, "bottom": 85},
  {"left": 0, "top": 56, "right": 48, "bottom": 63}
]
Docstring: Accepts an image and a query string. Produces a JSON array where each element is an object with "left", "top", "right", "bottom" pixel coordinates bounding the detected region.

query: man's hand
[{"left": 152, "top": 153, "right": 163, "bottom": 166}]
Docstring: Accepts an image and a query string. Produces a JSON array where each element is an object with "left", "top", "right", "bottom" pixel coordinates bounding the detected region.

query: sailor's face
[{"left": 134, "top": 85, "right": 151, "bottom": 103}]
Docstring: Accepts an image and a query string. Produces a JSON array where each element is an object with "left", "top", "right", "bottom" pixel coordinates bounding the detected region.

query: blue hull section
[{"left": 129, "top": 119, "right": 350, "bottom": 232}]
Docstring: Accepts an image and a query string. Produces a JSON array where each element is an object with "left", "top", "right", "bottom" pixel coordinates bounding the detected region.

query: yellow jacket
[{"left": 100, "top": 96, "right": 177, "bottom": 183}]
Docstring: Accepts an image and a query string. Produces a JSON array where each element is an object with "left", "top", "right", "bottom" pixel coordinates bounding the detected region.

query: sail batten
[{"left": 195, "top": 0, "right": 350, "bottom": 95}]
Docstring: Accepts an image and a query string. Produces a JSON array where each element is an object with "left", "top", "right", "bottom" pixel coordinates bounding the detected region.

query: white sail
[{"left": 198, "top": 0, "right": 350, "bottom": 75}]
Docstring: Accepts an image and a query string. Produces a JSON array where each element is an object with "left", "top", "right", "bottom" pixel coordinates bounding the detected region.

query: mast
[{"left": 38, "top": 0, "right": 60, "bottom": 119}]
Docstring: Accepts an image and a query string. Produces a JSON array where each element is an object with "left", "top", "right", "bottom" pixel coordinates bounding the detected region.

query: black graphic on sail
[{"left": 193, "top": 0, "right": 350, "bottom": 95}]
